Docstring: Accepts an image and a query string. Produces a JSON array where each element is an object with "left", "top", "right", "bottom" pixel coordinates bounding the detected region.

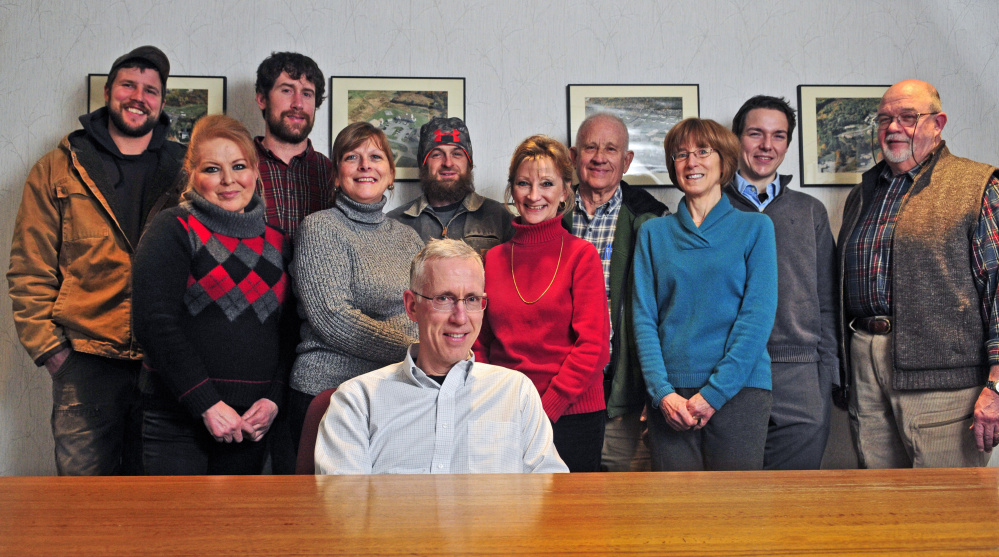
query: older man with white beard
[{"left": 839, "top": 79, "right": 999, "bottom": 468}]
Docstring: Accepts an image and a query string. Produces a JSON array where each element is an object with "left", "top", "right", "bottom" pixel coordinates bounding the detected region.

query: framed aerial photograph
[
  {"left": 329, "top": 76, "right": 465, "bottom": 181},
  {"left": 567, "top": 84, "right": 699, "bottom": 186},
  {"left": 798, "top": 84, "right": 889, "bottom": 187},
  {"left": 88, "top": 74, "right": 227, "bottom": 144}
]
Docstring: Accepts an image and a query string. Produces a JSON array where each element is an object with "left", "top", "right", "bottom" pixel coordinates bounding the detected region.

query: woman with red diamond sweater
[
  {"left": 133, "top": 115, "right": 293, "bottom": 475},
  {"left": 473, "top": 135, "right": 610, "bottom": 472}
]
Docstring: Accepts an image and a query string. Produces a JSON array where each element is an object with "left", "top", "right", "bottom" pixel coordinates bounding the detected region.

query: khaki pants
[
  {"left": 600, "top": 410, "right": 651, "bottom": 472},
  {"left": 849, "top": 329, "right": 988, "bottom": 468}
]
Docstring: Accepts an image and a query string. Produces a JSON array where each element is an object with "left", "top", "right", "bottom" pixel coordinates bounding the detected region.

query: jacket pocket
[{"left": 55, "top": 179, "right": 111, "bottom": 241}]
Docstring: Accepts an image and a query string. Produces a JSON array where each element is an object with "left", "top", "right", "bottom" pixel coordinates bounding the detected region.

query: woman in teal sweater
[{"left": 632, "top": 118, "right": 778, "bottom": 471}]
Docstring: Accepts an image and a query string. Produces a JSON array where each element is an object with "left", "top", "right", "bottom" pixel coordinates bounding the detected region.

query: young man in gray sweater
[{"left": 724, "top": 95, "right": 839, "bottom": 470}]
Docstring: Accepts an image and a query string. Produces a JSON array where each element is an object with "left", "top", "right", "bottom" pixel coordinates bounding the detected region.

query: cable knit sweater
[
  {"left": 291, "top": 193, "right": 424, "bottom": 396},
  {"left": 473, "top": 216, "right": 610, "bottom": 422}
]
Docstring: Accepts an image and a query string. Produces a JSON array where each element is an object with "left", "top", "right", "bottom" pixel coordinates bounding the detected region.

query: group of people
[{"left": 8, "top": 45, "right": 999, "bottom": 477}]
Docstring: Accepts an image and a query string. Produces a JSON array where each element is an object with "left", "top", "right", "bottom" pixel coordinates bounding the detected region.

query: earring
[{"left": 558, "top": 200, "right": 567, "bottom": 212}]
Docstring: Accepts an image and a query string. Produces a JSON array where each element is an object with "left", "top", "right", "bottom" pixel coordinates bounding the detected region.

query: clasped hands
[
  {"left": 659, "top": 392, "right": 716, "bottom": 432},
  {"left": 201, "top": 399, "right": 278, "bottom": 443}
]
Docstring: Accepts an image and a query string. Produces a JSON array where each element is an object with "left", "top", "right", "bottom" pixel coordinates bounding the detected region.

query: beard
[
  {"left": 265, "top": 108, "right": 314, "bottom": 144},
  {"left": 882, "top": 133, "right": 914, "bottom": 164},
  {"left": 108, "top": 102, "right": 158, "bottom": 138},
  {"left": 420, "top": 166, "right": 475, "bottom": 206}
]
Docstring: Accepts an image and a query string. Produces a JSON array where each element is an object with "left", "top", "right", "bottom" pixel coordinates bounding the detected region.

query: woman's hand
[
  {"left": 659, "top": 393, "right": 699, "bottom": 431},
  {"left": 241, "top": 399, "right": 279, "bottom": 442},
  {"left": 686, "top": 393, "right": 717, "bottom": 430},
  {"left": 202, "top": 401, "right": 246, "bottom": 443}
]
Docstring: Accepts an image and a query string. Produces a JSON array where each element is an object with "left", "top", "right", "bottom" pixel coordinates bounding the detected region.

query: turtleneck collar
[
  {"left": 181, "top": 190, "right": 266, "bottom": 238},
  {"left": 512, "top": 214, "right": 566, "bottom": 244},
  {"left": 336, "top": 192, "right": 388, "bottom": 225}
]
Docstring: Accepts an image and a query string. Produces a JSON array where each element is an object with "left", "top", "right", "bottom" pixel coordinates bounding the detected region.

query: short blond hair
[{"left": 504, "top": 135, "right": 575, "bottom": 215}]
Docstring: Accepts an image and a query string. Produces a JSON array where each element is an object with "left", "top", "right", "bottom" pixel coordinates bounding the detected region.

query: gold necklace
[{"left": 511, "top": 237, "right": 564, "bottom": 304}]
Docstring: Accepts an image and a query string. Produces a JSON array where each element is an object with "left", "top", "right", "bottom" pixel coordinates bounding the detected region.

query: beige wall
[{"left": 1, "top": 0, "right": 997, "bottom": 474}]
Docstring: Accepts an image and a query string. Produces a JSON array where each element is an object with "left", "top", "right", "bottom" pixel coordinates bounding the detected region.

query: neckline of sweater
[
  {"left": 511, "top": 216, "right": 565, "bottom": 245},
  {"left": 336, "top": 192, "right": 387, "bottom": 225},
  {"left": 182, "top": 190, "right": 266, "bottom": 239}
]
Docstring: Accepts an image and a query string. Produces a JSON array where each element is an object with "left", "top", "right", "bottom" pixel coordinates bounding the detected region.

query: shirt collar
[
  {"left": 404, "top": 343, "right": 474, "bottom": 387},
  {"left": 254, "top": 136, "right": 315, "bottom": 163},
  {"left": 734, "top": 172, "right": 781, "bottom": 200},
  {"left": 574, "top": 185, "right": 623, "bottom": 220}
]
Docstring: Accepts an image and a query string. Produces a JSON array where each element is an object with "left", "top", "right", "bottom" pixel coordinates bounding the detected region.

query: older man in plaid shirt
[
  {"left": 839, "top": 79, "right": 999, "bottom": 468},
  {"left": 563, "top": 113, "right": 667, "bottom": 472}
]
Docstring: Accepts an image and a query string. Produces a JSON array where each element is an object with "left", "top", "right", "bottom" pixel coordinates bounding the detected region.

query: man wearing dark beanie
[
  {"left": 7, "top": 45, "right": 185, "bottom": 475},
  {"left": 388, "top": 116, "right": 513, "bottom": 258}
]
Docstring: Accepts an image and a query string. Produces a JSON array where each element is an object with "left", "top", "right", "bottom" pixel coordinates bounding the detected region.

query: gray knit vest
[{"left": 892, "top": 146, "right": 998, "bottom": 389}]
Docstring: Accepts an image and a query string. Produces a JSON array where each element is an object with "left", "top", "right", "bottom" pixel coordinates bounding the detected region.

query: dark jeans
[
  {"left": 552, "top": 410, "right": 606, "bottom": 472},
  {"left": 142, "top": 405, "right": 268, "bottom": 475},
  {"left": 50, "top": 351, "right": 144, "bottom": 476},
  {"left": 648, "top": 387, "right": 772, "bottom": 471},
  {"left": 286, "top": 388, "right": 316, "bottom": 461}
]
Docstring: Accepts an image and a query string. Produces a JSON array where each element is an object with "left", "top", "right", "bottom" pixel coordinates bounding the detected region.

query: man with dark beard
[
  {"left": 388, "top": 117, "right": 513, "bottom": 257},
  {"left": 8, "top": 46, "right": 185, "bottom": 475},
  {"left": 254, "top": 52, "right": 334, "bottom": 243},
  {"left": 253, "top": 52, "right": 334, "bottom": 473}
]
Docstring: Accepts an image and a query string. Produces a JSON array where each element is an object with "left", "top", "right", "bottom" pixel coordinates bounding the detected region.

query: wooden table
[{"left": 2, "top": 469, "right": 998, "bottom": 555}]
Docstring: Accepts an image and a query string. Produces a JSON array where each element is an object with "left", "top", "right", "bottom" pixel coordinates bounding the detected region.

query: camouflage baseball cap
[{"left": 418, "top": 117, "right": 472, "bottom": 167}]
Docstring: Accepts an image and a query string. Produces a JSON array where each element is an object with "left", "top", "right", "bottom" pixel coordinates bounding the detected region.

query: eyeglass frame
[
  {"left": 875, "top": 111, "right": 940, "bottom": 130},
  {"left": 412, "top": 291, "right": 488, "bottom": 312},
  {"left": 671, "top": 148, "right": 717, "bottom": 162}
]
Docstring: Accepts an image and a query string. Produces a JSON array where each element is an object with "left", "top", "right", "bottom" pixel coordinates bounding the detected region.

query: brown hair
[
  {"left": 182, "top": 115, "right": 259, "bottom": 197},
  {"left": 663, "top": 118, "right": 740, "bottom": 188},
  {"left": 331, "top": 122, "right": 396, "bottom": 190},
  {"left": 504, "top": 135, "right": 575, "bottom": 214}
]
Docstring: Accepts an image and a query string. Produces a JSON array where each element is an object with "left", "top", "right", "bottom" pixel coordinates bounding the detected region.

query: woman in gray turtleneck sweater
[{"left": 289, "top": 122, "right": 423, "bottom": 442}]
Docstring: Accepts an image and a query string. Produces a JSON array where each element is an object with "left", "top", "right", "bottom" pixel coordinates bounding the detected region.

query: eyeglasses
[
  {"left": 875, "top": 112, "right": 940, "bottom": 129},
  {"left": 413, "top": 291, "right": 488, "bottom": 312},
  {"left": 671, "top": 148, "right": 716, "bottom": 162}
]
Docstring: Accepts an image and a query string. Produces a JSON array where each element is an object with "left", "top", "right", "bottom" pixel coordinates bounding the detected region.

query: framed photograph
[
  {"left": 797, "top": 85, "right": 889, "bottom": 187},
  {"left": 567, "top": 84, "right": 699, "bottom": 186},
  {"left": 329, "top": 76, "right": 465, "bottom": 181},
  {"left": 88, "top": 74, "right": 227, "bottom": 144}
]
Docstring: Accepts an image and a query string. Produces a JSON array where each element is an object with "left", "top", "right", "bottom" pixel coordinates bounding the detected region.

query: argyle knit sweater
[
  {"left": 133, "top": 192, "right": 291, "bottom": 418},
  {"left": 473, "top": 216, "right": 610, "bottom": 422}
]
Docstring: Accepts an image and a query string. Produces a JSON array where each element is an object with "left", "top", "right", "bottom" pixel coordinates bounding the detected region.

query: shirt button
[
  {"left": 438, "top": 464, "right": 444, "bottom": 469},
  {"left": 442, "top": 424, "right": 447, "bottom": 428}
]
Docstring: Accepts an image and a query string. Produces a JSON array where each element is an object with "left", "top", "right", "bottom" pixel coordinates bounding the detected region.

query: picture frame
[
  {"left": 329, "top": 76, "right": 466, "bottom": 181},
  {"left": 88, "top": 74, "right": 227, "bottom": 144},
  {"left": 567, "top": 84, "right": 699, "bottom": 186},
  {"left": 797, "top": 84, "right": 889, "bottom": 187}
]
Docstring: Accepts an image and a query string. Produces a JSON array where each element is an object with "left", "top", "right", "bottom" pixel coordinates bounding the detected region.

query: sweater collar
[
  {"left": 677, "top": 193, "right": 733, "bottom": 236},
  {"left": 182, "top": 190, "right": 266, "bottom": 238},
  {"left": 336, "top": 192, "right": 387, "bottom": 225},
  {"left": 512, "top": 214, "right": 565, "bottom": 244}
]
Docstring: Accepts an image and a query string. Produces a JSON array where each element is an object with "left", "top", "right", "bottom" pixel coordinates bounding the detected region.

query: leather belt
[{"left": 850, "top": 316, "right": 892, "bottom": 335}]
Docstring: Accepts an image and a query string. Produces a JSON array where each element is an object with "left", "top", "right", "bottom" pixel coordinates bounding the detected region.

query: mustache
[
  {"left": 282, "top": 110, "right": 310, "bottom": 120},
  {"left": 885, "top": 132, "right": 911, "bottom": 143},
  {"left": 123, "top": 101, "right": 149, "bottom": 114}
]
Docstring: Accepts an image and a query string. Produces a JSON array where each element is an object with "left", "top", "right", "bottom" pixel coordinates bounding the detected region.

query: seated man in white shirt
[{"left": 314, "top": 239, "right": 568, "bottom": 474}]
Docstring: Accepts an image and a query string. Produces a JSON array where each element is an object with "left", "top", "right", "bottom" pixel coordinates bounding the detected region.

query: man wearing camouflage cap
[{"left": 388, "top": 116, "right": 513, "bottom": 257}]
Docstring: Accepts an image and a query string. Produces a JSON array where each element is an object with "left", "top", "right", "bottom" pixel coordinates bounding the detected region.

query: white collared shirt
[{"left": 314, "top": 344, "right": 568, "bottom": 475}]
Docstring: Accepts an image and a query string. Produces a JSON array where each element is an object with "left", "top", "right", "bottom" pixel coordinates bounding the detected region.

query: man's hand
[
  {"left": 42, "top": 347, "right": 72, "bottom": 377},
  {"left": 972, "top": 387, "right": 999, "bottom": 452}
]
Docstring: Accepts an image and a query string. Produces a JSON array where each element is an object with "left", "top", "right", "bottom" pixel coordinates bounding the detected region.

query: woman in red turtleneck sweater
[{"left": 473, "top": 135, "right": 610, "bottom": 472}]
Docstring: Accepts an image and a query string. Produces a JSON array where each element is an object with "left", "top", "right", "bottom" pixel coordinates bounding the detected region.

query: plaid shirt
[
  {"left": 255, "top": 138, "right": 335, "bottom": 243},
  {"left": 845, "top": 164, "right": 999, "bottom": 362},
  {"left": 572, "top": 186, "right": 622, "bottom": 299}
]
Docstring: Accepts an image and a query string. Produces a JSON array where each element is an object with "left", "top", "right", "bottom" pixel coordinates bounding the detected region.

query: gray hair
[
  {"left": 575, "top": 112, "right": 630, "bottom": 151},
  {"left": 409, "top": 239, "right": 483, "bottom": 291}
]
